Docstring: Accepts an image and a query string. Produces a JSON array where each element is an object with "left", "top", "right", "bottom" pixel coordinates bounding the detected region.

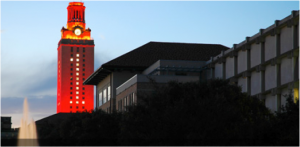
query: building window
[
  {"left": 70, "top": 96, "right": 72, "bottom": 99},
  {"left": 76, "top": 54, "right": 79, "bottom": 57},
  {"left": 71, "top": 54, "right": 73, "bottom": 57},
  {"left": 76, "top": 72, "right": 79, "bottom": 76},
  {"left": 71, "top": 47, "right": 73, "bottom": 52},
  {"left": 82, "top": 87, "right": 85, "bottom": 90},
  {"left": 83, "top": 73, "right": 85, "bottom": 76},
  {"left": 70, "top": 73, "right": 73, "bottom": 76},
  {"left": 70, "top": 58, "right": 73, "bottom": 61},
  {"left": 82, "top": 97, "right": 85, "bottom": 100},
  {"left": 76, "top": 106, "right": 78, "bottom": 109},
  {"left": 83, "top": 48, "right": 85, "bottom": 52},
  {"left": 70, "top": 77, "right": 73, "bottom": 80},
  {"left": 70, "top": 101, "right": 72, "bottom": 104},
  {"left": 83, "top": 59, "right": 85, "bottom": 62},
  {"left": 83, "top": 92, "right": 85, "bottom": 95},
  {"left": 82, "top": 101, "right": 85, "bottom": 104},
  {"left": 76, "top": 58, "right": 79, "bottom": 62},
  {"left": 76, "top": 87, "right": 79, "bottom": 90},
  {"left": 76, "top": 82, "right": 79, "bottom": 85},
  {"left": 83, "top": 68, "right": 85, "bottom": 71},
  {"left": 83, "top": 78, "right": 85, "bottom": 81},
  {"left": 70, "top": 68, "right": 73, "bottom": 71},
  {"left": 70, "top": 92, "right": 72, "bottom": 94},
  {"left": 108, "top": 86, "right": 111, "bottom": 101},
  {"left": 71, "top": 63, "right": 73, "bottom": 66},
  {"left": 76, "top": 68, "right": 79, "bottom": 71},
  {"left": 103, "top": 89, "right": 107, "bottom": 103},
  {"left": 70, "top": 87, "right": 72, "bottom": 90},
  {"left": 82, "top": 106, "right": 85, "bottom": 109},
  {"left": 99, "top": 92, "right": 102, "bottom": 106},
  {"left": 76, "top": 91, "right": 79, "bottom": 94},
  {"left": 70, "top": 82, "right": 73, "bottom": 85},
  {"left": 70, "top": 106, "right": 72, "bottom": 108},
  {"left": 83, "top": 64, "right": 85, "bottom": 67},
  {"left": 83, "top": 54, "right": 85, "bottom": 57},
  {"left": 76, "top": 77, "right": 79, "bottom": 80},
  {"left": 76, "top": 63, "right": 79, "bottom": 66},
  {"left": 76, "top": 96, "right": 79, "bottom": 99},
  {"left": 77, "top": 47, "right": 79, "bottom": 52},
  {"left": 76, "top": 101, "right": 79, "bottom": 104}
]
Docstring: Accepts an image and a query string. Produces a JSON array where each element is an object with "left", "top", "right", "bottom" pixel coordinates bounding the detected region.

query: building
[
  {"left": 1, "top": 116, "right": 18, "bottom": 139},
  {"left": 57, "top": 2, "right": 94, "bottom": 113},
  {"left": 84, "top": 42, "right": 229, "bottom": 112},
  {"left": 203, "top": 10, "right": 299, "bottom": 112}
]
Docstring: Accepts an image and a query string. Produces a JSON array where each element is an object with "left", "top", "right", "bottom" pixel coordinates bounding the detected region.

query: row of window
[
  {"left": 70, "top": 68, "right": 85, "bottom": 71},
  {"left": 70, "top": 87, "right": 85, "bottom": 90},
  {"left": 70, "top": 58, "right": 85, "bottom": 62},
  {"left": 70, "top": 77, "right": 85, "bottom": 81},
  {"left": 70, "top": 106, "right": 85, "bottom": 109},
  {"left": 70, "top": 96, "right": 85, "bottom": 100},
  {"left": 71, "top": 73, "right": 85, "bottom": 76},
  {"left": 70, "top": 101, "right": 85, "bottom": 104},
  {"left": 98, "top": 85, "right": 111, "bottom": 106},
  {"left": 71, "top": 63, "right": 85, "bottom": 67},
  {"left": 118, "top": 93, "right": 135, "bottom": 111},
  {"left": 70, "top": 92, "right": 85, "bottom": 95},
  {"left": 71, "top": 47, "right": 85, "bottom": 52}
]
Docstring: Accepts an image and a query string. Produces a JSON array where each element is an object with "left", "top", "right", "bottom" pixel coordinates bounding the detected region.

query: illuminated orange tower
[{"left": 57, "top": 2, "right": 94, "bottom": 113}]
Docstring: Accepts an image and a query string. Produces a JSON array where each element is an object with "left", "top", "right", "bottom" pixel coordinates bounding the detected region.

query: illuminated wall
[{"left": 57, "top": 2, "right": 94, "bottom": 113}]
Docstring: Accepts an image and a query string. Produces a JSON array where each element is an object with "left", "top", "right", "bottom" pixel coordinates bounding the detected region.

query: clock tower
[{"left": 57, "top": 2, "right": 94, "bottom": 113}]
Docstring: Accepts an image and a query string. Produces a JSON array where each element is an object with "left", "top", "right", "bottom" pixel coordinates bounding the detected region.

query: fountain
[{"left": 18, "top": 98, "right": 39, "bottom": 146}]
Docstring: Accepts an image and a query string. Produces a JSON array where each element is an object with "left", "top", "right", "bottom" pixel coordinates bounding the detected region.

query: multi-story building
[
  {"left": 57, "top": 2, "right": 94, "bottom": 113},
  {"left": 84, "top": 42, "right": 229, "bottom": 112}
]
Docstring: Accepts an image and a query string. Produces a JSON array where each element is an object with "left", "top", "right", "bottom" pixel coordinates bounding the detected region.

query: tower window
[
  {"left": 70, "top": 82, "right": 73, "bottom": 85},
  {"left": 82, "top": 106, "right": 85, "bottom": 109},
  {"left": 83, "top": 48, "right": 85, "bottom": 52},
  {"left": 76, "top": 87, "right": 79, "bottom": 90},
  {"left": 71, "top": 63, "right": 73, "bottom": 66},
  {"left": 76, "top": 72, "right": 79, "bottom": 76},
  {"left": 76, "top": 63, "right": 79, "bottom": 66},
  {"left": 82, "top": 78, "right": 85, "bottom": 81},
  {"left": 77, "top": 47, "right": 79, "bottom": 52},
  {"left": 71, "top": 68, "right": 73, "bottom": 71},
  {"left": 70, "top": 106, "right": 72, "bottom": 109},
  {"left": 83, "top": 64, "right": 85, "bottom": 67},
  {"left": 82, "top": 101, "right": 85, "bottom": 104},
  {"left": 76, "top": 91, "right": 79, "bottom": 94},
  {"left": 76, "top": 106, "right": 78, "bottom": 109},
  {"left": 76, "top": 58, "right": 79, "bottom": 62},
  {"left": 70, "top": 92, "right": 73, "bottom": 94},
  {"left": 82, "top": 97, "right": 85, "bottom": 100},
  {"left": 70, "top": 58, "right": 73, "bottom": 61},
  {"left": 71, "top": 47, "right": 73, "bottom": 52},
  {"left": 70, "top": 101, "right": 72, "bottom": 104},
  {"left": 83, "top": 92, "right": 85, "bottom": 95},
  {"left": 70, "top": 87, "right": 72, "bottom": 90},
  {"left": 76, "top": 96, "right": 79, "bottom": 99},
  {"left": 83, "top": 68, "right": 85, "bottom": 71},
  {"left": 71, "top": 73, "right": 73, "bottom": 76},
  {"left": 83, "top": 54, "right": 85, "bottom": 57},
  {"left": 76, "top": 77, "right": 79, "bottom": 80},
  {"left": 70, "top": 96, "right": 72, "bottom": 99},
  {"left": 83, "top": 73, "right": 85, "bottom": 76},
  {"left": 76, "top": 82, "right": 79, "bottom": 85},
  {"left": 76, "top": 68, "right": 79, "bottom": 71},
  {"left": 76, "top": 54, "right": 80, "bottom": 57},
  {"left": 82, "top": 87, "right": 85, "bottom": 90},
  {"left": 83, "top": 59, "right": 85, "bottom": 62},
  {"left": 76, "top": 101, "right": 79, "bottom": 104},
  {"left": 70, "top": 77, "right": 73, "bottom": 80},
  {"left": 71, "top": 54, "right": 73, "bottom": 57}
]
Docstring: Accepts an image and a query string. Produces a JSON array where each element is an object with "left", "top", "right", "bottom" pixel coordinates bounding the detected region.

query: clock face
[{"left": 74, "top": 28, "right": 81, "bottom": 36}]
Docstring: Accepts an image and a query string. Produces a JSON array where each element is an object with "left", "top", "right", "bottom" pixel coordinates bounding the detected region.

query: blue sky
[{"left": 1, "top": 1, "right": 299, "bottom": 128}]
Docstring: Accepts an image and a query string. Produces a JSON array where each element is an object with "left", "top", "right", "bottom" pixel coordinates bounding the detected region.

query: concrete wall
[
  {"left": 251, "top": 71, "right": 261, "bottom": 95},
  {"left": 281, "top": 58, "right": 293, "bottom": 85},
  {"left": 225, "top": 57, "right": 234, "bottom": 79},
  {"left": 238, "top": 77, "right": 247, "bottom": 93},
  {"left": 265, "top": 65, "right": 276, "bottom": 91},
  {"left": 237, "top": 50, "right": 247, "bottom": 74},
  {"left": 265, "top": 35, "right": 276, "bottom": 61},
  {"left": 280, "top": 27, "right": 293, "bottom": 54},
  {"left": 214, "top": 63, "right": 223, "bottom": 79},
  {"left": 250, "top": 43, "right": 261, "bottom": 68}
]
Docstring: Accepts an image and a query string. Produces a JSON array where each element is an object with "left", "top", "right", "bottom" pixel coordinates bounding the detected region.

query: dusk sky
[{"left": 1, "top": 1, "right": 299, "bottom": 128}]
